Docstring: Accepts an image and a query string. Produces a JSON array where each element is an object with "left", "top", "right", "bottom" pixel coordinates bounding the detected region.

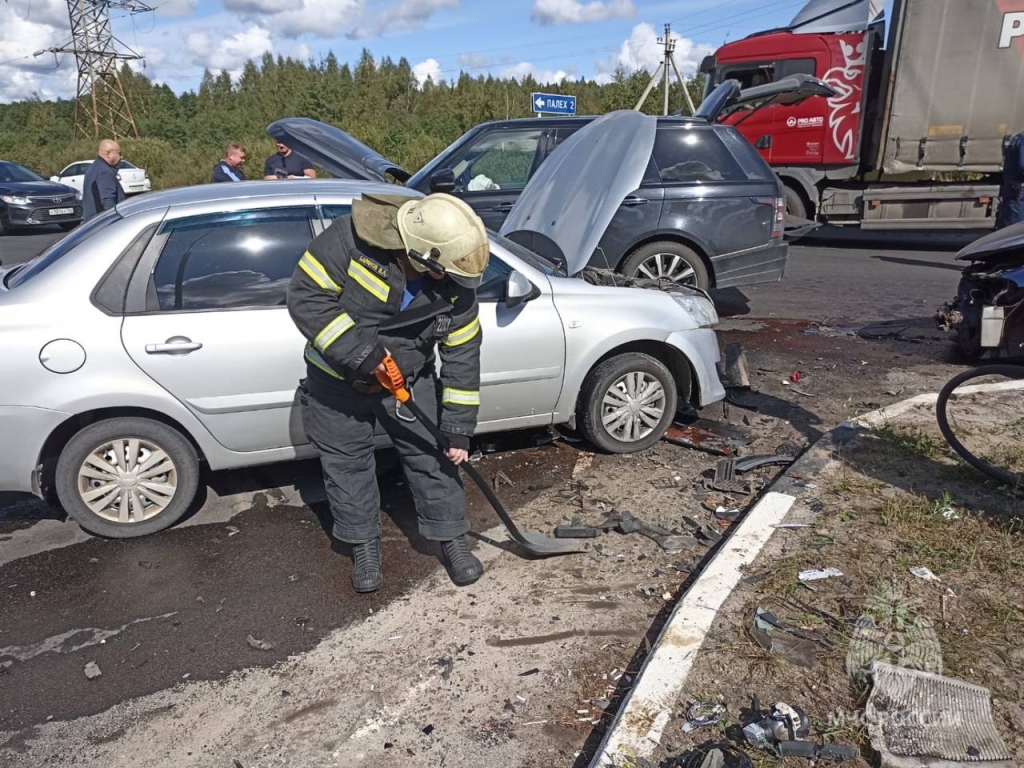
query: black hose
[{"left": 935, "top": 365, "right": 1024, "bottom": 488}]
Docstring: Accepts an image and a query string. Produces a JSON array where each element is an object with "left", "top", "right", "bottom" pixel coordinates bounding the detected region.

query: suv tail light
[{"left": 756, "top": 196, "right": 786, "bottom": 240}]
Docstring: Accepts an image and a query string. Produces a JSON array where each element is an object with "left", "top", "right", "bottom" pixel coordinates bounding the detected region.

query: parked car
[
  {"left": 50, "top": 159, "right": 151, "bottom": 196},
  {"left": 0, "top": 160, "right": 82, "bottom": 235},
  {"left": 271, "top": 77, "right": 833, "bottom": 290},
  {"left": 0, "top": 111, "right": 726, "bottom": 538}
]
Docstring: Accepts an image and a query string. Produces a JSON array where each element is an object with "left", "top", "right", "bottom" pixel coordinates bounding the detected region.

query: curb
[{"left": 589, "top": 377, "right": 1024, "bottom": 767}]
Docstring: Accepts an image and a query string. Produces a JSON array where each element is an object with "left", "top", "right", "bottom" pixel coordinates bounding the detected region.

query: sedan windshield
[{"left": 0, "top": 162, "right": 44, "bottom": 183}]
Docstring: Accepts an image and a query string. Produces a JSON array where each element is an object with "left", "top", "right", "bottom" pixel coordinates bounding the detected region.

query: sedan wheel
[
  {"left": 56, "top": 417, "right": 200, "bottom": 538},
  {"left": 579, "top": 352, "right": 679, "bottom": 453},
  {"left": 601, "top": 371, "right": 667, "bottom": 443},
  {"left": 622, "top": 241, "right": 710, "bottom": 291},
  {"left": 77, "top": 438, "right": 178, "bottom": 524}
]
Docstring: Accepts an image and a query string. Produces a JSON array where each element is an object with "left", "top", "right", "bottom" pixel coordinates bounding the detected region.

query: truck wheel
[
  {"left": 783, "top": 185, "right": 811, "bottom": 220},
  {"left": 578, "top": 353, "right": 678, "bottom": 454},
  {"left": 622, "top": 242, "right": 709, "bottom": 291},
  {"left": 55, "top": 417, "right": 200, "bottom": 538}
]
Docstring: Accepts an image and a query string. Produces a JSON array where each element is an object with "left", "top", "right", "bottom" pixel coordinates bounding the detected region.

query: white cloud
[
  {"left": 222, "top": 0, "right": 364, "bottom": 39},
  {"left": 412, "top": 58, "right": 443, "bottom": 87},
  {"left": 348, "top": 0, "right": 458, "bottom": 39},
  {"left": 501, "top": 62, "right": 569, "bottom": 84},
  {"left": 596, "top": 23, "right": 714, "bottom": 80},
  {"left": 289, "top": 43, "right": 313, "bottom": 61},
  {"left": 531, "top": 0, "right": 635, "bottom": 25},
  {"left": 184, "top": 24, "right": 273, "bottom": 78},
  {"left": 458, "top": 52, "right": 492, "bottom": 69},
  {"left": 153, "top": 0, "right": 198, "bottom": 18},
  {"left": 0, "top": 0, "right": 77, "bottom": 102}
]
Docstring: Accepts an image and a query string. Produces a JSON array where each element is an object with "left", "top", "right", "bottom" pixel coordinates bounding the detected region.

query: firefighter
[
  {"left": 287, "top": 193, "right": 489, "bottom": 593},
  {"left": 996, "top": 130, "right": 1024, "bottom": 229}
]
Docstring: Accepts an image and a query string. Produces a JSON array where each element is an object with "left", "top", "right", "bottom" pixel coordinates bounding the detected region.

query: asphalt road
[{"left": 0, "top": 223, "right": 976, "bottom": 752}]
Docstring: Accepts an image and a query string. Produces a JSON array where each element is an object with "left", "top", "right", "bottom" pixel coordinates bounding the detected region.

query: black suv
[
  {"left": 271, "top": 76, "right": 835, "bottom": 290},
  {"left": 404, "top": 116, "right": 787, "bottom": 290}
]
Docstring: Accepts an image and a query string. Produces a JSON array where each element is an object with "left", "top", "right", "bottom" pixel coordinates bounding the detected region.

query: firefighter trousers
[{"left": 299, "top": 372, "right": 470, "bottom": 544}]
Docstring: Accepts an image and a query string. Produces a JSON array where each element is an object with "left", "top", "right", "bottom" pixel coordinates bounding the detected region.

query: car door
[
  {"left": 444, "top": 126, "right": 548, "bottom": 231},
  {"left": 473, "top": 251, "right": 565, "bottom": 430},
  {"left": 119, "top": 205, "right": 316, "bottom": 454},
  {"left": 58, "top": 163, "right": 87, "bottom": 193}
]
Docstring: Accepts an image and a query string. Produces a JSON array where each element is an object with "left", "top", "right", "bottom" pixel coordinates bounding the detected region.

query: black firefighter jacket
[{"left": 286, "top": 214, "right": 483, "bottom": 447}]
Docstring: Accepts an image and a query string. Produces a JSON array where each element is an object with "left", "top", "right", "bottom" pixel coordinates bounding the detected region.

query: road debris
[
  {"left": 554, "top": 522, "right": 599, "bottom": 539},
  {"left": 939, "top": 505, "right": 960, "bottom": 520},
  {"left": 682, "top": 701, "right": 726, "bottom": 732},
  {"left": 910, "top": 566, "right": 941, "bottom": 582},
  {"left": 436, "top": 656, "right": 454, "bottom": 681},
  {"left": 715, "top": 507, "right": 742, "bottom": 523},
  {"left": 721, "top": 342, "right": 751, "bottom": 389},
  {"left": 494, "top": 470, "right": 514, "bottom": 489},
  {"left": 421, "top": 724, "right": 434, "bottom": 736},
  {"left": 733, "top": 454, "right": 795, "bottom": 473},
  {"left": 246, "top": 635, "right": 274, "bottom": 651},
  {"left": 598, "top": 510, "right": 699, "bottom": 553},
  {"left": 708, "top": 458, "right": 750, "bottom": 495},
  {"left": 662, "top": 424, "right": 735, "bottom": 457},
  {"left": 750, "top": 607, "right": 825, "bottom": 668},
  {"left": 798, "top": 567, "right": 843, "bottom": 583},
  {"left": 743, "top": 699, "right": 811, "bottom": 750},
  {"left": 676, "top": 740, "right": 753, "bottom": 768},
  {"left": 518, "top": 668, "right": 539, "bottom": 677},
  {"left": 84, "top": 661, "right": 102, "bottom": 680},
  {"left": 226, "top": 525, "right": 240, "bottom": 537},
  {"left": 651, "top": 476, "right": 685, "bottom": 489},
  {"left": 866, "top": 662, "right": 1015, "bottom": 767}
]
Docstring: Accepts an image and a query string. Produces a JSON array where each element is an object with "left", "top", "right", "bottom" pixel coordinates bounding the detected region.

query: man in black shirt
[
  {"left": 212, "top": 143, "right": 248, "bottom": 183},
  {"left": 264, "top": 141, "right": 316, "bottom": 179},
  {"left": 82, "top": 139, "right": 126, "bottom": 221}
]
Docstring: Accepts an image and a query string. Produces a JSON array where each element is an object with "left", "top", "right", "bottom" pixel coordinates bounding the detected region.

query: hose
[{"left": 935, "top": 365, "right": 1024, "bottom": 489}]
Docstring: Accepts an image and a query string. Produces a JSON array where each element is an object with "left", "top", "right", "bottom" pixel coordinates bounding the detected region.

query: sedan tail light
[{"left": 755, "top": 196, "right": 786, "bottom": 240}]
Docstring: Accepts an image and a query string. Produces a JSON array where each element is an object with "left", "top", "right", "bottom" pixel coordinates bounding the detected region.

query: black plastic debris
[
  {"left": 519, "top": 668, "right": 539, "bottom": 677},
  {"left": 384, "top": 742, "right": 394, "bottom": 750},
  {"left": 436, "top": 656, "right": 454, "bottom": 681},
  {"left": 733, "top": 455, "right": 795, "bottom": 473},
  {"left": 676, "top": 741, "right": 754, "bottom": 768},
  {"left": 421, "top": 724, "right": 434, "bottom": 736},
  {"left": 708, "top": 458, "right": 749, "bottom": 494},
  {"left": 554, "top": 522, "right": 599, "bottom": 538}
]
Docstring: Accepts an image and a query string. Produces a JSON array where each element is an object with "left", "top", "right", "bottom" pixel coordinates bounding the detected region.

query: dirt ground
[{"left": 649, "top": 385, "right": 1024, "bottom": 768}]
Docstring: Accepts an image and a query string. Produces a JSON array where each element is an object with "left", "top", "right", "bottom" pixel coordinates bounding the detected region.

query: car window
[
  {"left": 720, "top": 64, "right": 774, "bottom": 89},
  {"left": 320, "top": 204, "right": 353, "bottom": 221},
  {"left": 150, "top": 209, "right": 314, "bottom": 311},
  {"left": 73, "top": 163, "right": 90, "bottom": 176},
  {"left": 0, "top": 162, "right": 44, "bottom": 183},
  {"left": 450, "top": 129, "right": 543, "bottom": 193},
  {"left": 776, "top": 58, "right": 816, "bottom": 79},
  {"left": 477, "top": 255, "right": 513, "bottom": 302},
  {"left": 717, "top": 128, "right": 777, "bottom": 181},
  {"left": 6, "top": 209, "right": 122, "bottom": 289},
  {"left": 652, "top": 128, "right": 748, "bottom": 183},
  {"left": 118, "top": 161, "right": 137, "bottom": 170}
]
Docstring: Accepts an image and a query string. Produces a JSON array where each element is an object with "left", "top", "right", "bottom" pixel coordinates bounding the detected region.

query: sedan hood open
[
  {"left": 499, "top": 110, "right": 657, "bottom": 276},
  {"left": 266, "top": 118, "right": 411, "bottom": 183},
  {"left": 955, "top": 222, "right": 1024, "bottom": 263}
]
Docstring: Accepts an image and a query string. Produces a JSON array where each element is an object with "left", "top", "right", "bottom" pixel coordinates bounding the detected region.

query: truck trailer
[{"left": 700, "top": 0, "right": 1024, "bottom": 229}]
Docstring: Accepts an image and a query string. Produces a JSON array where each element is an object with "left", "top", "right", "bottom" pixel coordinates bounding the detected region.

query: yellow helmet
[{"left": 396, "top": 194, "right": 489, "bottom": 288}]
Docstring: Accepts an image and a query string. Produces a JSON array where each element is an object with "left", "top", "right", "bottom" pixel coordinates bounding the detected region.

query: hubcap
[
  {"left": 601, "top": 372, "right": 667, "bottom": 442},
  {"left": 76, "top": 439, "right": 177, "bottom": 524},
  {"left": 635, "top": 253, "right": 697, "bottom": 285}
]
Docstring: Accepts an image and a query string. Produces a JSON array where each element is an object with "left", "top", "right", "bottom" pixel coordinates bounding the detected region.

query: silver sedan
[{"left": 0, "top": 127, "right": 724, "bottom": 539}]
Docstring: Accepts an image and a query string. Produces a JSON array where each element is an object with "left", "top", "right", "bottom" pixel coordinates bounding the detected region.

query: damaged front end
[
  {"left": 936, "top": 264, "right": 1024, "bottom": 359},
  {"left": 580, "top": 266, "right": 718, "bottom": 327}
]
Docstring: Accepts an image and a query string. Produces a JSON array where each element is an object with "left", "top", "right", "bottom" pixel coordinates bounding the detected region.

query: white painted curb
[{"left": 590, "top": 375, "right": 1024, "bottom": 767}]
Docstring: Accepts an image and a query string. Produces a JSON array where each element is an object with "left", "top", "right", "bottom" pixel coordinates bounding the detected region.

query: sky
[{"left": 0, "top": 0, "right": 859, "bottom": 103}]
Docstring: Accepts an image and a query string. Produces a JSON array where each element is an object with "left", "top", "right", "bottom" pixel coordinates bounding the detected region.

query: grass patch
[{"left": 873, "top": 424, "right": 947, "bottom": 460}]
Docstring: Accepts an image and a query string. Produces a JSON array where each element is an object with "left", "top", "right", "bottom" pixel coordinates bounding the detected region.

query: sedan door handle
[
  {"left": 145, "top": 337, "right": 203, "bottom": 355},
  {"left": 622, "top": 196, "right": 649, "bottom": 207},
  {"left": 491, "top": 203, "right": 515, "bottom": 213}
]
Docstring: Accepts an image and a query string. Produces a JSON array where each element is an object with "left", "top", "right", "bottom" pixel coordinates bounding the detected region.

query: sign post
[{"left": 531, "top": 92, "right": 577, "bottom": 117}]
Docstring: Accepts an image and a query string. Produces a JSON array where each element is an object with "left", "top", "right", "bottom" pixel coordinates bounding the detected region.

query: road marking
[{"left": 849, "top": 379, "right": 1024, "bottom": 429}]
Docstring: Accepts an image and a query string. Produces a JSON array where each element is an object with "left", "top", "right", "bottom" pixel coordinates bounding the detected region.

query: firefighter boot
[
  {"left": 441, "top": 535, "right": 483, "bottom": 586},
  {"left": 351, "top": 538, "right": 382, "bottom": 593}
]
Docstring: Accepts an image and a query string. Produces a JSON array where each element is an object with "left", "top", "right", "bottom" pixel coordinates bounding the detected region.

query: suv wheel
[
  {"left": 622, "top": 242, "right": 709, "bottom": 290},
  {"left": 579, "top": 353, "right": 678, "bottom": 454},
  {"left": 55, "top": 417, "right": 200, "bottom": 538}
]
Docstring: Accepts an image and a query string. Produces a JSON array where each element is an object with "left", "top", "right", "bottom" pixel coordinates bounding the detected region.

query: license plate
[{"left": 49, "top": 208, "right": 74, "bottom": 216}]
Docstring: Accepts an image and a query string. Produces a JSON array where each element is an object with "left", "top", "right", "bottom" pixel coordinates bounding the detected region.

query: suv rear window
[{"left": 652, "top": 127, "right": 748, "bottom": 183}]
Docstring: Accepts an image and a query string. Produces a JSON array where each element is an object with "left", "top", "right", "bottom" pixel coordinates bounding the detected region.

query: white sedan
[{"left": 50, "top": 159, "right": 151, "bottom": 196}]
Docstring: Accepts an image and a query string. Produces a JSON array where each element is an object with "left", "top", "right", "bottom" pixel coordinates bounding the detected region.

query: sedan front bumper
[
  {"left": 4, "top": 202, "right": 82, "bottom": 227},
  {"left": 0, "top": 406, "right": 72, "bottom": 494},
  {"left": 666, "top": 328, "right": 727, "bottom": 407}
]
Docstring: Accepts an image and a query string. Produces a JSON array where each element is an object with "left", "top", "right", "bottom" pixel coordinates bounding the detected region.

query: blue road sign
[{"left": 531, "top": 92, "right": 577, "bottom": 115}]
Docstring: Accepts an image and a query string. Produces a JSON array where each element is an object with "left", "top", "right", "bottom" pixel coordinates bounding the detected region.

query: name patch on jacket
[{"left": 356, "top": 255, "right": 389, "bottom": 279}]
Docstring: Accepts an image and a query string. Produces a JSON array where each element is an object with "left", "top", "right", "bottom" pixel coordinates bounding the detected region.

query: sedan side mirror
[
  {"left": 505, "top": 271, "right": 540, "bottom": 309},
  {"left": 430, "top": 168, "right": 456, "bottom": 193}
]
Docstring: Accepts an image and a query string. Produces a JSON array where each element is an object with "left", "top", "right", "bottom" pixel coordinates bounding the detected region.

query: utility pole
[
  {"left": 42, "top": 1, "right": 152, "bottom": 140},
  {"left": 634, "top": 24, "right": 697, "bottom": 116}
]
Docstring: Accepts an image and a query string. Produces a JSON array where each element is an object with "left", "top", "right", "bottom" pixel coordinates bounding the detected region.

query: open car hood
[
  {"left": 266, "top": 118, "right": 411, "bottom": 183},
  {"left": 499, "top": 110, "right": 657, "bottom": 276},
  {"left": 955, "top": 222, "right": 1024, "bottom": 263},
  {"left": 789, "top": 0, "right": 884, "bottom": 34},
  {"left": 697, "top": 74, "right": 837, "bottom": 123}
]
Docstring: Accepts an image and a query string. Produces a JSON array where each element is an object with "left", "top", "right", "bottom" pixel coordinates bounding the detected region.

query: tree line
[{"left": 0, "top": 50, "right": 705, "bottom": 190}]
